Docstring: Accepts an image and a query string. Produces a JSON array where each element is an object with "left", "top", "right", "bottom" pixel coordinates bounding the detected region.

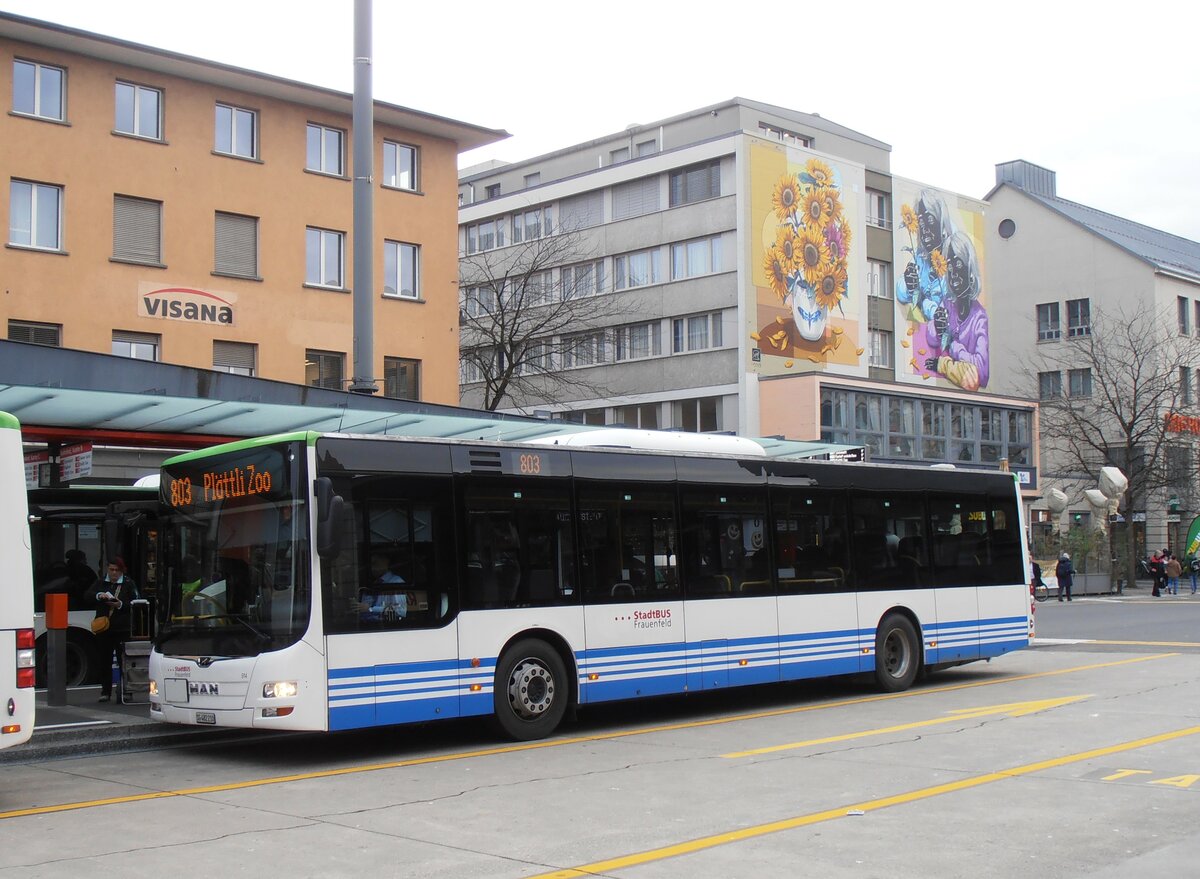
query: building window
[
  {"left": 614, "top": 248, "right": 663, "bottom": 290},
  {"left": 306, "top": 349, "right": 344, "bottom": 389},
  {"left": 869, "top": 330, "right": 893, "bottom": 368},
  {"left": 511, "top": 206, "right": 553, "bottom": 243},
  {"left": 676, "top": 397, "right": 719, "bottom": 432},
  {"left": 610, "top": 147, "right": 630, "bottom": 164},
  {"left": 757, "top": 123, "right": 811, "bottom": 148},
  {"left": 384, "top": 356, "right": 420, "bottom": 400},
  {"left": 112, "top": 330, "right": 159, "bottom": 361},
  {"left": 305, "top": 227, "right": 344, "bottom": 288},
  {"left": 614, "top": 403, "right": 659, "bottom": 429},
  {"left": 1066, "top": 298, "right": 1090, "bottom": 337},
  {"left": 1038, "top": 371, "right": 1062, "bottom": 399},
  {"left": 114, "top": 81, "right": 162, "bottom": 140},
  {"left": 523, "top": 172, "right": 540, "bottom": 188},
  {"left": 1037, "top": 302, "right": 1061, "bottom": 341},
  {"left": 12, "top": 59, "right": 65, "bottom": 121},
  {"left": 464, "top": 217, "right": 506, "bottom": 254},
  {"left": 1068, "top": 367, "right": 1092, "bottom": 398},
  {"left": 7, "top": 320, "right": 61, "bottom": 347},
  {"left": 212, "top": 340, "right": 256, "bottom": 375},
  {"left": 636, "top": 139, "right": 658, "bottom": 157},
  {"left": 214, "top": 103, "right": 257, "bottom": 159},
  {"left": 614, "top": 321, "right": 662, "bottom": 361},
  {"left": 461, "top": 285, "right": 497, "bottom": 317},
  {"left": 8, "top": 179, "right": 62, "bottom": 250},
  {"left": 672, "top": 312, "right": 723, "bottom": 353},
  {"left": 306, "top": 123, "right": 344, "bottom": 175},
  {"left": 484, "top": 183, "right": 501, "bottom": 199},
  {"left": 214, "top": 212, "right": 259, "bottom": 278},
  {"left": 1195, "top": 302, "right": 1200, "bottom": 339},
  {"left": 612, "top": 176, "right": 660, "bottom": 220},
  {"left": 561, "top": 261, "right": 604, "bottom": 299},
  {"left": 671, "top": 235, "right": 722, "bottom": 280},
  {"left": 559, "top": 191, "right": 604, "bottom": 231},
  {"left": 562, "top": 331, "right": 608, "bottom": 368},
  {"left": 669, "top": 160, "right": 720, "bottom": 206},
  {"left": 866, "top": 189, "right": 891, "bottom": 229},
  {"left": 1182, "top": 366, "right": 1193, "bottom": 406},
  {"left": 950, "top": 404, "right": 975, "bottom": 462},
  {"left": 979, "top": 407, "right": 1003, "bottom": 463},
  {"left": 1179, "top": 296, "right": 1191, "bottom": 335},
  {"left": 384, "top": 240, "right": 419, "bottom": 299},
  {"left": 920, "top": 400, "right": 947, "bottom": 460},
  {"left": 383, "top": 141, "right": 416, "bottom": 191},
  {"left": 888, "top": 398, "right": 916, "bottom": 458},
  {"left": 113, "top": 195, "right": 162, "bottom": 265},
  {"left": 867, "top": 260, "right": 892, "bottom": 299}
]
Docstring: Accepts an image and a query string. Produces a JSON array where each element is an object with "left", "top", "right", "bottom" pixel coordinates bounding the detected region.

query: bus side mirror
[{"left": 314, "top": 477, "right": 344, "bottom": 559}]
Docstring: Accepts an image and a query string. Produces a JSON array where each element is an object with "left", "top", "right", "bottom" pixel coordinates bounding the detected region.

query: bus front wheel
[
  {"left": 493, "top": 639, "right": 568, "bottom": 741},
  {"left": 874, "top": 614, "right": 920, "bottom": 692}
]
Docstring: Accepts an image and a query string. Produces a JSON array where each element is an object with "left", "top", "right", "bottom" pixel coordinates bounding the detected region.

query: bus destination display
[{"left": 167, "top": 463, "right": 275, "bottom": 508}]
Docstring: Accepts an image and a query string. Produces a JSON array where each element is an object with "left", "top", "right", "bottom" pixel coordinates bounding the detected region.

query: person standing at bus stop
[
  {"left": 1055, "top": 552, "right": 1074, "bottom": 602},
  {"left": 1165, "top": 552, "right": 1182, "bottom": 595},
  {"left": 93, "top": 557, "right": 140, "bottom": 702}
]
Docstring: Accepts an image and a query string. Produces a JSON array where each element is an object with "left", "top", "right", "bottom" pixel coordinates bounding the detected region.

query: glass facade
[{"left": 821, "top": 387, "right": 1033, "bottom": 468}]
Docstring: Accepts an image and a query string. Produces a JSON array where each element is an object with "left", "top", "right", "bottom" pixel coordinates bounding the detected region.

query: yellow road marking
[
  {"left": 527, "top": 724, "right": 1200, "bottom": 879},
  {"left": 724, "top": 695, "right": 1090, "bottom": 758},
  {"left": 0, "top": 652, "right": 1174, "bottom": 821}
]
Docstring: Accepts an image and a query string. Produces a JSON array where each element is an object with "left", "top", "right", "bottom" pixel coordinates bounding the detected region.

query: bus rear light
[
  {"left": 15, "top": 629, "right": 33, "bottom": 650},
  {"left": 16, "top": 667, "right": 34, "bottom": 689},
  {"left": 1, "top": 724, "right": 20, "bottom": 735},
  {"left": 262, "top": 706, "right": 294, "bottom": 718}
]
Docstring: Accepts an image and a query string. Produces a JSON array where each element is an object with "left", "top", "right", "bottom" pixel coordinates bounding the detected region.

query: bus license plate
[{"left": 195, "top": 712, "right": 216, "bottom": 725}]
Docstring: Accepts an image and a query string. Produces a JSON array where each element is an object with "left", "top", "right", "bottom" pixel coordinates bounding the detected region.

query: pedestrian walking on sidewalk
[
  {"left": 93, "top": 557, "right": 140, "bottom": 702},
  {"left": 1055, "top": 552, "right": 1074, "bottom": 602}
]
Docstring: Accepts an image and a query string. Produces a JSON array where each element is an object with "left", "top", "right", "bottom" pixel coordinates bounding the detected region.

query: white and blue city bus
[
  {"left": 1, "top": 412, "right": 36, "bottom": 749},
  {"left": 149, "top": 429, "right": 1031, "bottom": 740}
]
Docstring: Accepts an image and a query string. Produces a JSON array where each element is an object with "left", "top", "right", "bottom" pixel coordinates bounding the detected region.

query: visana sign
[{"left": 138, "top": 285, "right": 236, "bottom": 325}]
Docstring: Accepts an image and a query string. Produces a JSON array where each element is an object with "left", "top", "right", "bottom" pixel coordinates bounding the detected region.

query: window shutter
[
  {"left": 611, "top": 176, "right": 659, "bottom": 220},
  {"left": 113, "top": 196, "right": 162, "bottom": 263},
  {"left": 213, "top": 340, "right": 256, "bottom": 373},
  {"left": 559, "top": 191, "right": 603, "bottom": 230},
  {"left": 215, "top": 213, "right": 259, "bottom": 277},
  {"left": 112, "top": 330, "right": 158, "bottom": 346},
  {"left": 7, "top": 321, "right": 61, "bottom": 347}
]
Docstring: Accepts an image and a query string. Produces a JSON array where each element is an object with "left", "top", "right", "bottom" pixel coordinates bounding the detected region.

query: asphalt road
[{"left": 3, "top": 596, "right": 1199, "bottom": 879}]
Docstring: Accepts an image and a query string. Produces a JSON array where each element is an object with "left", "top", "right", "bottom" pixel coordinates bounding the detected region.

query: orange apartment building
[{"left": 1, "top": 12, "right": 505, "bottom": 402}]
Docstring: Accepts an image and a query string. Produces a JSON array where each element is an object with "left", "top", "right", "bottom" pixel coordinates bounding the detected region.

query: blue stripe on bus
[{"left": 326, "top": 614, "right": 1030, "bottom": 727}]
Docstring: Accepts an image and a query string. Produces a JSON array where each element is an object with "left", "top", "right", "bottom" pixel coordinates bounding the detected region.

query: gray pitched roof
[{"left": 1004, "top": 185, "right": 1200, "bottom": 283}]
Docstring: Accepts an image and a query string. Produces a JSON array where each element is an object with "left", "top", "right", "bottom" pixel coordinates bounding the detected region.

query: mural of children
[
  {"left": 921, "top": 231, "right": 989, "bottom": 391},
  {"left": 897, "top": 190, "right": 953, "bottom": 322}
]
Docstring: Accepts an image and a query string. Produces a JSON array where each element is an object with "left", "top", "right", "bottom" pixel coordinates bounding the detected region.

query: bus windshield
[{"left": 156, "top": 440, "right": 310, "bottom": 658}]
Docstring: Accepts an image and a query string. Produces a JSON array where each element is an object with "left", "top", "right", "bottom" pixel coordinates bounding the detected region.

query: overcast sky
[{"left": 7, "top": 0, "right": 1199, "bottom": 241}]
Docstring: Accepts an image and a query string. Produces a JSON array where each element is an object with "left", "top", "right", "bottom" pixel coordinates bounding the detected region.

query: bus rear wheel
[
  {"left": 874, "top": 614, "right": 920, "bottom": 692},
  {"left": 493, "top": 639, "right": 568, "bottom": 741}
]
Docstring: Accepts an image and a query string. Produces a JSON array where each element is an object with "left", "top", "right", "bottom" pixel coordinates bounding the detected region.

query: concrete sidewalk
[{"left": 0, "top": 685, "right": 240, "bottom": 763}]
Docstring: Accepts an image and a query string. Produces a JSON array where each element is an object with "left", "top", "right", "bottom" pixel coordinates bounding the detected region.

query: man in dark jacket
[{"left": 1055, "top": 552, "right": 1074, "bottom": 602}]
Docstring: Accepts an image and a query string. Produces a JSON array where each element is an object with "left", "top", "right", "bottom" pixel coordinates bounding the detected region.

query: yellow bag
[{"left": 90, "top": 615, "right": 111, "bottom": 634}]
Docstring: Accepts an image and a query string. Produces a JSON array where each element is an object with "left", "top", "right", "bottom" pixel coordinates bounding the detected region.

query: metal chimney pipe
[{"left": 349, "top": 0, "right": 377, "bottom": 394}]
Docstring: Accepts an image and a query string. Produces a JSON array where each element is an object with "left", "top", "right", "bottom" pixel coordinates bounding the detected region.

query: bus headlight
[
  {"left": 149, "top": 680, "right": 158, "bottom": 696},
  {"left": 263, "top": 681, "right": 298, "bottom": 699}
]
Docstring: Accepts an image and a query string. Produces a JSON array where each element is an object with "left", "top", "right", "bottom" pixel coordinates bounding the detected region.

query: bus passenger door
[
  {"left": 679, "top": 495, "right": 779, "bottom": 692},
  {"left": 576, "top": 486, "right": 687, "bottom": 704}
]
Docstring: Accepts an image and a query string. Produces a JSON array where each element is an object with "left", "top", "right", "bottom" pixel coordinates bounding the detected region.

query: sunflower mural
[
  {"left": 894, "top": 186, "right": 989, "bottom": 391},
  {"left": 751, "top": 152, "right": 862, "bottom": 372}
]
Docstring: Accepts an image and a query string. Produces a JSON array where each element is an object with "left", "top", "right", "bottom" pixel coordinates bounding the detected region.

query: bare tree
[
  {"left": 459, "top": 225, "right": 631, "bottom": 412},
  {"left": 1029, "top": 304, "right": 1200, "bottom": 585}
]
